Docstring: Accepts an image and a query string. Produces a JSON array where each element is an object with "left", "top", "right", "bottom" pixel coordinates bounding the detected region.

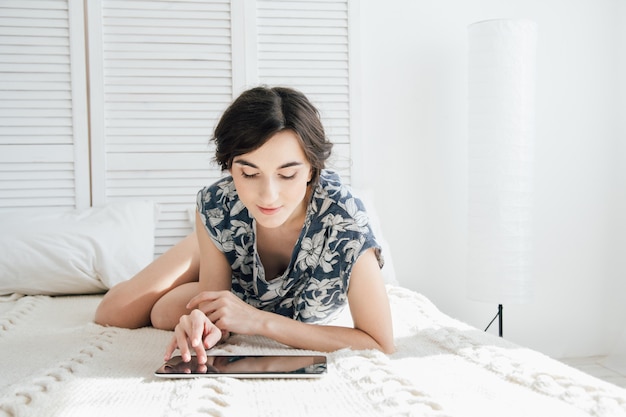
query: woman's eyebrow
[
  {"left": 278, "top": 161, "right": 304, "bottom": 169},
  {"left": 233, "top": 159, "right": 258, "bottom": 168},
  {"left": 233, "top": 159, "right": 304, "bottom": 169}
]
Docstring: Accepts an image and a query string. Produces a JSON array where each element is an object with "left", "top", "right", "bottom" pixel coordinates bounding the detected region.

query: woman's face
[{"left": 230, "top": 130, "right": 313, "bottom": 229}]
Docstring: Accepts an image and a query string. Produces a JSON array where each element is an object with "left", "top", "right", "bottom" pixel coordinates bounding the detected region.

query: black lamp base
[{"left": 484, "top": 304, "right": 503, "bottom": 337}]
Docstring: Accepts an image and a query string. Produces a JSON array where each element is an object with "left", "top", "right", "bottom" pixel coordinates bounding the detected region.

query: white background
[{"left": 359, "top": 0, "right": 625, "bottom": 359}]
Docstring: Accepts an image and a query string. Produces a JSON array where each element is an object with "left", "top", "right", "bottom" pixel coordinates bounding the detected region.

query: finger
[
  {"left": 189, "top": 310, "right": 206, "bottom": 348},
  {"left": 195, "top": 299, "right": 217, "bottom": 314},
  {"left": 194, "top": 343, "right": 207, "bottom": 365},
  {"left": 186, "top": 291, "right": 219, "bottom": 309},
  {"left": 207, "top": 310, "right": 220, "bottom": 326},
  {"left": 189, "top": 310, "right": 212, "bottom": 364},
  {"left": 193, "top": 327, "right": 208, "bottom": 365},
  {"left": 204, "top": 324, "right": 223, "bottom": 350},
  {"left": 175, "top": 325, "right": 192, "bottom": 362}
]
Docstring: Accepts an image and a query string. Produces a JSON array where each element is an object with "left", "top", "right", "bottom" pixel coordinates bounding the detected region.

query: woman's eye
[
  {"left": 241, "top": 171, "right": 258, "bottom": 179},
  {"left": 280, "top": 173, "right": 297, "bottom": 180}
]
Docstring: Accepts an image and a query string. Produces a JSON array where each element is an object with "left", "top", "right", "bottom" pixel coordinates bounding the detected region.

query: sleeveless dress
[{"left": 196, "top": 170, "right": 383, "bottom": 323}]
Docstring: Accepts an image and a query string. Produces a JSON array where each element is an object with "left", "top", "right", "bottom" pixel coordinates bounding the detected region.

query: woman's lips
[{"left": 258, "top": 206, "right": 281, "bottom": 215}]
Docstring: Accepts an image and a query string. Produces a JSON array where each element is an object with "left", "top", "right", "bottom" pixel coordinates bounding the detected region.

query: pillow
[{"left": 0, "top": 200, "right": 157, "bottom": 296}]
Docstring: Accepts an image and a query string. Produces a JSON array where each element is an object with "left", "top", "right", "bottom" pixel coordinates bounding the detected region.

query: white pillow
[{"left": 0, "top": 200, "right": 157, "bottom": 296}]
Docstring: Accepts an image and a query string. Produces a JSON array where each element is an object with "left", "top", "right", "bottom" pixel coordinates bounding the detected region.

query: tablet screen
[{"left": 155, "top": 354, "right": 327, "bottom": 379}]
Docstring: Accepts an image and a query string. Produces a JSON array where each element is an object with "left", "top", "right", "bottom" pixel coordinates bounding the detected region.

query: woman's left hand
[{"left": 186, "top": 291, "right": 265, "bottom": 336}]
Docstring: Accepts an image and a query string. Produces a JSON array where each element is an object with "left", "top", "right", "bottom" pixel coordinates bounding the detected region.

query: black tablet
[{"left": 155, "top": 354, "right": 327, "bottom": 379}]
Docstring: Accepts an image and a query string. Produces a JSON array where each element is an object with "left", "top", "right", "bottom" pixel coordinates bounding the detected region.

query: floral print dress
[{"left": 196, "top": 170, "right": 383, "bottom": 323}]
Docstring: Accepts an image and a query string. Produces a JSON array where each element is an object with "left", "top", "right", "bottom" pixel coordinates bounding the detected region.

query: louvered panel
[
  {"left": 256, "top": 0, "right": 351, "bottom": 182},
  {"left": 91, "top": 0, "right": 233, "bottom": 255},
  {"left": 0, "top": 0, "right": 89, "bottom": 211}
]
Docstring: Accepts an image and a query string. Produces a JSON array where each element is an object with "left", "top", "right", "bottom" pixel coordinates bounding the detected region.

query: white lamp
[{"left": 467, "top": 19, "right": 538, "bottom": 336}]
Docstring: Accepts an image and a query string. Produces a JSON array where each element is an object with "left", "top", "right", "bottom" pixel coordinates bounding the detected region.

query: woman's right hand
[{"left": 164, "top": 309, "right": 223, "bottom": 365}]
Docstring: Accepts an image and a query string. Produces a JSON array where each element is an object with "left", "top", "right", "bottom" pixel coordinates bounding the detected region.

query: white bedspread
[{"left": 1, "top": 286, "right": 625, "bottom": 417}]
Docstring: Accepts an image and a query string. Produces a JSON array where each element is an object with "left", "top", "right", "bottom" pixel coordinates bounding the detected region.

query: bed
[{"left": 1, "top": 202, "right": 625, "bottom": 417}]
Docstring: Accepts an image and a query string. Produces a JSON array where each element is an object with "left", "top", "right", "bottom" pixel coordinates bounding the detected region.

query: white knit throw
[{"left": 1, "top": 286, "right": 625, "bottom": 417}]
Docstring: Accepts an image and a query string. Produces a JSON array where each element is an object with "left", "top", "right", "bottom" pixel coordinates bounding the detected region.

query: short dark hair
[{"left": 212, "top": 86, "right": 333, "bottom": 186}]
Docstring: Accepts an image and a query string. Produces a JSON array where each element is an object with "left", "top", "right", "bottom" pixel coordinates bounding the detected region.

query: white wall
[
  {"left": 608, "top": 0, "right": 626, "bottom": 361},
  {"left": 359, "top": 0, "right": 624, "bottom": 358}
]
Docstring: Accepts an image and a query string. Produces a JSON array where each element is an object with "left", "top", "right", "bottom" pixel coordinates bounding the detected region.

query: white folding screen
[
  {"left": 0, "top": 0, "right": 357, "bottom": 255},
  {"left": 0, "top": 0, "right": 89, "bottom": 211},
  {"left": 87, "top": 0, "right": 235, "bottom": 253},
  {"left": 256, "top": 0, "right": 352, "bottom": 180},
  {"left": 87, "top": 0, "right": 356, "bottom": 255}
]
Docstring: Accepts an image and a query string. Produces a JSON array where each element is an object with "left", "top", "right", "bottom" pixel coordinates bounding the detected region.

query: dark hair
[{"left": 212, "top": 86, "right": 333, "bottom": 186}]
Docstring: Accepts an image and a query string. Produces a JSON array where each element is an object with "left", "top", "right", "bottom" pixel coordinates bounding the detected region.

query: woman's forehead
[{"left": 233, "top": 131, "right": 309, "bottom": 168}]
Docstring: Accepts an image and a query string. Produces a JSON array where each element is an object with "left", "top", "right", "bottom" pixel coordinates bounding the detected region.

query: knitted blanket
[{"left": 1, "top": 286, "right": 625, "bottom": 417}]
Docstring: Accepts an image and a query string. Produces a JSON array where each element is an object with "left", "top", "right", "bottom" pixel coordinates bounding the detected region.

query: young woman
[{"left": 95, "top": 86, "right": 394, "bottom": 364}]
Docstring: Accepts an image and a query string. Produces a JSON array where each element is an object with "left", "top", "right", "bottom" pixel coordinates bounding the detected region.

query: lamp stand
[{"left": 484, "top": 304, "right": 503, "bottom": 337}]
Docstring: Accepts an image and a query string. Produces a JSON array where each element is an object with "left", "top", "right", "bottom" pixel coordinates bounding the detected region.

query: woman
[{"left": 95, "top": 86, "right": 394, "bottom": 364}]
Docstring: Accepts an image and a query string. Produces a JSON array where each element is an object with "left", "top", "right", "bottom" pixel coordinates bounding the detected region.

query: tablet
[{"left": 155, "top": 354, "right": 327, "bottom": 379}]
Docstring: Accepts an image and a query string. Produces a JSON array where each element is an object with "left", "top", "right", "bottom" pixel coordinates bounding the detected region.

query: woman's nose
[{"left": 259, "top": 177, "right": 278, "bottom": 203}]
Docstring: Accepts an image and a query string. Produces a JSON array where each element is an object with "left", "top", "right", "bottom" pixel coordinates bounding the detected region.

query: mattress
[{"left": 1, "top": 286, "right": 625, "bottom": 417}]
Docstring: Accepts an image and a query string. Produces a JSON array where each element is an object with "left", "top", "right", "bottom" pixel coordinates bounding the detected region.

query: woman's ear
[{"left": 306, "top": 168, "right": 315, "bottom": 185}]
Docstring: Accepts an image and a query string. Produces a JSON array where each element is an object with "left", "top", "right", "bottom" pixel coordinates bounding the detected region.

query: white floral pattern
[{"left": 196, "top": 170, "right": 383, "bottom": 323}]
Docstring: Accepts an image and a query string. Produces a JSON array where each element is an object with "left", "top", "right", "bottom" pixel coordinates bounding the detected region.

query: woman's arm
[
  {"left": 95, "top": 233, "right": 201, "bottom": 328},
  {"left": 147, "top": 211, "right": 233, "bottom": 330},
  {"left": 258, "top": 248, "right": 395, "bottom": 353},
  {"left": 176, "top": 247, "right": 394, "bottom": 361}
]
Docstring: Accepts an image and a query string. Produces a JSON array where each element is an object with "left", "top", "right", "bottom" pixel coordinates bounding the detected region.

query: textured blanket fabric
[{"left": 1, "top": 286, "right": 625, "bottom": 417}]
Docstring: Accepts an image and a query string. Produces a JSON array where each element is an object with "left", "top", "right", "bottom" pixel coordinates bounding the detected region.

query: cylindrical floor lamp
[{"left": 467, "top": 19, "right": 538, "bottom": 337}]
